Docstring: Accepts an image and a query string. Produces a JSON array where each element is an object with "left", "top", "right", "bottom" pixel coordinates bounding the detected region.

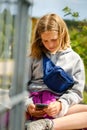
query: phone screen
[{"left": 35, "top": 103, "right": 48, "bottom": 110}]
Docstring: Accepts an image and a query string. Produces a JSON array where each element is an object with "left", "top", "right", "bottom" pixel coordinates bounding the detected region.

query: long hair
[{"left": 30, "top": 13, "right": 71, "bottom": 59}]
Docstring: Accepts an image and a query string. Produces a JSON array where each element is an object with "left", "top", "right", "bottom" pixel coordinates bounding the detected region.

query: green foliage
[
  {"left": 72, "top": 12, "right": 79, "bottom": 18},
  {"left": 63, "top": 7, "right": 87, "bottom": 85},
  {"left": 67, "top": 21, "right": 87, "bottom": 77},
  {"left": 63, "top": 6, "right": 79, "bottom": 18},
  {"left": 83, "top": 91, "right": 87, "bottom": 104}
]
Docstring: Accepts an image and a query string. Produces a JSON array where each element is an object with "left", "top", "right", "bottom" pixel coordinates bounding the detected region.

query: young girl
[{"left": 25, "top": 13, "right": 87, "bottom": 129}]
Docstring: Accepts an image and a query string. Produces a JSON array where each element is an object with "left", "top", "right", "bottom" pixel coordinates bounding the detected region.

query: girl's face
[{"left": 41, "top": 31, "right": 61, "bottom": 54}]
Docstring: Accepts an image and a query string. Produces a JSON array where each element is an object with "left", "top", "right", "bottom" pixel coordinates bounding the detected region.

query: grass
[{"left": 83, "top": 91, "right": 87, "bottom": 104}]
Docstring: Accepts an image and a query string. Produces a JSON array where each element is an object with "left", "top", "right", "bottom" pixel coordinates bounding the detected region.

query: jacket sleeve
[{"left": 58, "top": 57, "right": 85, "bottom": 117}]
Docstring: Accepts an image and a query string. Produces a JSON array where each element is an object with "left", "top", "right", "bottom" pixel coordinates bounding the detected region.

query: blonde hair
[{"left": 30, "top": 13, "right": 71, "bottom": 59}]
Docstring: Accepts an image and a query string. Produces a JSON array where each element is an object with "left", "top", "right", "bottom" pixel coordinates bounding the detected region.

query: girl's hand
[
  {"left": 27, "top": 103, "right": 46, "bottom": 118},
  {"left": 44, "top": 101, "right": 62, "bottom": 117}
]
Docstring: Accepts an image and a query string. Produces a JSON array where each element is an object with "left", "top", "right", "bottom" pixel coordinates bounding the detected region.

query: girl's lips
[{"left": 49, "top": 48, "right": 57, "bottom": 51}]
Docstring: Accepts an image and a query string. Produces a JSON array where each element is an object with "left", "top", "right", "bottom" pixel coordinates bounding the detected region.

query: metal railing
[{"left": 0, "top": 0, "right": 33, "bottom": 130}]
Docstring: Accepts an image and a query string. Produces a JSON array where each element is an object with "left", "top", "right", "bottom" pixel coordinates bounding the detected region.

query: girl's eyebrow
[{"left": 42, "top": 37, "right": 58, "bottom": 41}]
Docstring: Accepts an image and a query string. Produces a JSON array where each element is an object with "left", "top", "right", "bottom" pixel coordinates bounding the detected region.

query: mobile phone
[{"left": 35, "top": 103, "right": 48, "bottom": 110}]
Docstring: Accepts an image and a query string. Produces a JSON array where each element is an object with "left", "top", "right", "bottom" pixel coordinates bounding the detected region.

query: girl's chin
[{"left": 49, "top": 50, "right": 58, "bottom": 54}]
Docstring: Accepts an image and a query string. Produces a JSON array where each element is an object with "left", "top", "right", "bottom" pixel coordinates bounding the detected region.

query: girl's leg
[
  {"left": 25, "top": 112, "right": 87, "bottom": 130},
  {"left": 25, "top": 105, "right": 87, "bottom": 130},
  {"left": 66, "top": 104, "right": 87, "bottom": 115},
  {"left": 53, "top": 112, "right": 87, "bottom": 130}
]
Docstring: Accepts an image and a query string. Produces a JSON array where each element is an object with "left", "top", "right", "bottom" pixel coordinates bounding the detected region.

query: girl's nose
[{"left": 48, "top": 42, "right": 54, "bottom": 47}]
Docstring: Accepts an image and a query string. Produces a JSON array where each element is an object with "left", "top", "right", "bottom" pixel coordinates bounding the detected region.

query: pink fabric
[
  {"left": 26, "top": 90, "right": 58, "bottom": 120},
  {"left": 31, "top": 90, "right": 57, "bottom": 104},
  {"left": 0, "top": 111, "right": 9, "bottom": 128}
]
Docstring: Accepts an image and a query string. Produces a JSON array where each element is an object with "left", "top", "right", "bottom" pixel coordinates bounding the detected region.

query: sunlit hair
[{"left": 30, "top": 13, "right": 71, "bottom": 59}]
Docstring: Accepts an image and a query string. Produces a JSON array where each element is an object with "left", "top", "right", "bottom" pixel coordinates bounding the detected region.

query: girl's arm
[{"left": 58, "top": 57, "right": 85, "bottom": 116}]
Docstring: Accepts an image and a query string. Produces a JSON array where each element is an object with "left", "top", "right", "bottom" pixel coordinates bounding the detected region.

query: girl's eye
[
  {"left": 42, "top": 40, "right": 48, "bottom": 43},
  {"left": 52, "top": 39, "right": 58, "bottom": 42},
  {"left": 42, "top": 38, "right": 58, "bottom": 43}
]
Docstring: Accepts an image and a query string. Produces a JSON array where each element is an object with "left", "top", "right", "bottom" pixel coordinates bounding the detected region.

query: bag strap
[
  {"left": 43, "top": 54, "right": 55, "bottom": 65},
  {"left": 43, "top": 54, "right": 55, "bottom": 76}
]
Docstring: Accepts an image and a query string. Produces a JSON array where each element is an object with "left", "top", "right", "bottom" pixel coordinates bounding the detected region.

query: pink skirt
[{"left": 26, "top": 90, "right": 58, "bottom": 120}]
